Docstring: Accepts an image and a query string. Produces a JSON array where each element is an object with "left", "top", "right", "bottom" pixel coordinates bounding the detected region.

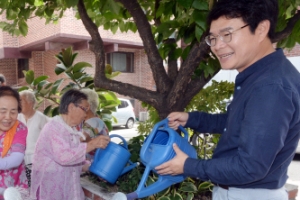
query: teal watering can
[
  {"left": 112, "top": 119, "right": 197, "bottom": 200},
  {"left": 89, "top": 134, "right": 138, "bottom": 184}
]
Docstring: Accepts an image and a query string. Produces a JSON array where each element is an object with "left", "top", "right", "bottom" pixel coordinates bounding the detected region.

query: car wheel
[{"left": 125, "top": 118, "right": 134, "bottom": 129}]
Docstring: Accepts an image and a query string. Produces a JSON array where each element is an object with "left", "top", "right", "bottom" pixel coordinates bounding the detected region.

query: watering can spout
[{"left": 121, "top": 162, "right": 139, "bottom": 176}]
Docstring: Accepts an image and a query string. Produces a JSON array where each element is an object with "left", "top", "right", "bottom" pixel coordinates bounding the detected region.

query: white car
[{"left": 112, "top": 98, "right": 136, "bottom": 129}]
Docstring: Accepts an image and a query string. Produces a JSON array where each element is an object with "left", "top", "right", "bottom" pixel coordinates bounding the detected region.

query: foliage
[{"left": 18, "top": 47, "right": 120, "bottom": 130}]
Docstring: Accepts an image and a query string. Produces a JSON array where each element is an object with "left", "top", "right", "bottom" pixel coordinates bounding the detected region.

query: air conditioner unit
[{"left": 139, "top": 112, "right": 149, "bottom": 122}]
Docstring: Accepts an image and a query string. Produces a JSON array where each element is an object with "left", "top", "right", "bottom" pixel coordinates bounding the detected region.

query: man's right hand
[{"left": 167, "top": 112, "right": 189, "bottom": 130}]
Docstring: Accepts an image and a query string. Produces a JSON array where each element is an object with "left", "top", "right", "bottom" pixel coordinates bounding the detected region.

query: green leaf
[
  {"left": 193, "top": 10, "right": 208, "bottom": 30},
  {"left": 169, "top": 48, "right": 182, "bottom": 60},
  {"left": 169, "top": 192, "right": 183, "bottom": 200},
  {"left": 43, "top": 105, "right": 52, "bottom": 116},
  {"left": 18, "top": 86, "right": 29, "bottom": 92},
  {"left": 182, "top": 45, "right": 191, "bottom": 60},
  {"left": 176, "top": 0, "right": 193, "bottom": 9},
  {"left": 73, "top": 62, "right": 92, "bottom": 73},
  {"left": 64, "top": 0, "right": 78, "bottom": 8},
  {"left": 62, "top": 47, "right": 74, "bottom": 67},
  {"left": 24, "top": 70, "right": 34, "bottom": 84},
  {"left": 34, "top": 0, "right": 44, "bottom": 7},
  {"left": 111, "top": 22, "right": 119, "bottom": 34},
  {"left": 195, "top": 25, "right": 204, "bottom": 42},
  {"left": 19, "top": 7, "right": 32, "bottom": 19},
  {"left": 37, "top": 80, "right": 49, "bottom": 91},
  {"left": 192, "top": 1, "right": 209, "bottom": 10},
  {"left": 179, "top": 182, "right": 197, "bottom": 192},
  {"left": 33, "top": 75, "right": 49, "bottom": 86},
  {"left": 45, "top": 7, "right": 54, "bottom": 17},
  {"left": 105, "top": 71, "right": 121, "bottom": 79},
  {"left": 51, "top": 106, "right": 59, "bottom": 117},
  {"left": 73, "top": 72, "right": 85, "bottom": 80},
  {"left": 157, "top": 186, "right": 171, "bottom": 197},
  {"left": 55, "top": 66, "right": 66, "bottom": 75},
  {"left": 156, "top": 3, "right": 165, "bottom": 18},
  {"left": 157, "top": 197, "right": 171, "bottom": 200},
  {"left": 6, "top": 8, "right": 18, "bottom": 20},
  {"left": 198, "top": 181, "right": 213, "bottom": 191},
  {"left": 51, "top": 78, "right": 64, "bottom": 95},
  {"left": 79, "top": 77, "right": 94, "bottom": 83},
  {"left": 186, "top": 193, "right": 194, "bottom": 200}
]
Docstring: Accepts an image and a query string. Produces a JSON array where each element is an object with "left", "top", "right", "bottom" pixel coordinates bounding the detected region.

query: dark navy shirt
[{"left": 184, "top": 49, "right": 300, "bottom": 189}]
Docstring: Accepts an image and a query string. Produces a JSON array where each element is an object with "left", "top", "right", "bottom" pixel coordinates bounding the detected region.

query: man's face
[{"left": 209, "top": 17, "right": 261, "bottom": 72}]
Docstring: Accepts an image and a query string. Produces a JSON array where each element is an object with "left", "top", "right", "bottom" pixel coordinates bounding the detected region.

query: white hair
[
  {"left": 80, "top": 88, "right": 99, "bottom": 114},
  {"left": 19, "top": 90, "right": 36, "bottom": 105}
]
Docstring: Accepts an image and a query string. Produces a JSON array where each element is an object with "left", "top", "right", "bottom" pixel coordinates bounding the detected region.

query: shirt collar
[{"left": 235, "top": 48, "right": 285, "bottom": 85}]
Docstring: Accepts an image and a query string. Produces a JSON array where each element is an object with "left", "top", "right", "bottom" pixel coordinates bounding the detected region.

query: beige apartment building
[{"left": 1, "top": 10, "right": 300, "bottom": 118}]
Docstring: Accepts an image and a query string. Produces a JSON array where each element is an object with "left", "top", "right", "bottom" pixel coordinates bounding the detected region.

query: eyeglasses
[
  {"left": 76, "top": 105, "right": 89, "bottom": 113},
  {"left": 205, "top": 24, "right": 249, "bottom": 47}
]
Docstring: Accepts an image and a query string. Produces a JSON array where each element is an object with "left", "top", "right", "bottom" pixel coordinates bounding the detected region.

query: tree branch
[
  {"left": 116, "top": 0, "right": 172, "bottom": 93},
  {"left": 77, "top": 0, "right": 106, "bottom": 78},
  {"left": 77, "top": 0, "right": 163, "bottom": 109},
  {"left": 273, "top": 11, "right": 300, "bottom": 43},
  {"left": 167, "top": 40, "right": 211, "bottom": 108}
]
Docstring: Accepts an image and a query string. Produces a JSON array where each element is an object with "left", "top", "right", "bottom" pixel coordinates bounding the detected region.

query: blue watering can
[
  {"left": 89, "top": 134, "right": 138, "bottom": 184},
  {"left": 112, "top": 119, "right": 197, "bottom": 200}
]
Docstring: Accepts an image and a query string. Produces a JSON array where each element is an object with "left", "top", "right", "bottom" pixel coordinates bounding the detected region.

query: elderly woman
[
  {"left": 18, "top": 90, "right": 50, "bottom": 187},
  {"left": 0, "top": 86, "right": 28, "bottom": 198},
  {"left": 80, "top": 88, "right": 109, "bottom": 171},
  {"left": 30, "top": 89, "right": 110, "bottom": 200},
  {"left": 81, "top": 88, "right": 109, "bottom": 140}
]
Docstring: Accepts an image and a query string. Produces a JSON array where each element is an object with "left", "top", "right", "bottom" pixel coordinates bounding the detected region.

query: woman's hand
[
  {"left": 86, "top": 135, "right": 110, "bottom": 153},
  {"left": 94, "top": 135, "right": 110, "bottom": 149}
]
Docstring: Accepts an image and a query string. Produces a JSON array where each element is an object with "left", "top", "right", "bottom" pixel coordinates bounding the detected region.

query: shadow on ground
[{"left": 294, "top": 153, "right": 300, "bottom": 161}]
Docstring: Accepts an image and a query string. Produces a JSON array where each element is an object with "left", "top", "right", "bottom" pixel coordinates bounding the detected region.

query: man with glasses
[{"left": 156, "top": 0, "right": 300, "bottom": 199}]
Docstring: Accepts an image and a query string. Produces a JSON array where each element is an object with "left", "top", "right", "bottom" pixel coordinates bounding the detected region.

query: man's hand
[
  {"left": 155, "top": 143, "right": 188, "bottom": 176},
  {"left": 167, "top": 112, "right": 189, "bottom": 130}
]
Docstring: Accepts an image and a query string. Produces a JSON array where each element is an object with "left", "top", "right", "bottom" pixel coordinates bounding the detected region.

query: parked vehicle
[{"left": 112, "top": 98, "right": 136, "bottom": 129}]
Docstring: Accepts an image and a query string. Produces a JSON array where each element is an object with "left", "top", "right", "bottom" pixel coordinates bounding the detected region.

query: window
[
  {"left": 118, "top": 100, "right": 129, "bottom": 109},
  {"left": 18, "top": 59, "right": 29, "bottom": 78},
  {"left": 107, "top": 52, "right": 134, "bottom": 73}
]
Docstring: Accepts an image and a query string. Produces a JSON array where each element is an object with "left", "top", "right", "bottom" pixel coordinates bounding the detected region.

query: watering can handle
[
  {"left": 109, "top": 134, "right": 128, "bottom": 149},
  {"left": 143, "top": 119, "right": 189, "bottom": 149},
  {"left": 161, "top": 118, "right": 189, "bottom": 141}
]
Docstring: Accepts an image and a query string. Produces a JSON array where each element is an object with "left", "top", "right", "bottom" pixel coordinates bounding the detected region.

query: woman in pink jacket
[{"left": 30, "top": 89, "right": 110, "bottom": 200}]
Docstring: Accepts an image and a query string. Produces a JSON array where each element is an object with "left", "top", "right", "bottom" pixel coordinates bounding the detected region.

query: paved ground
[
  {"left": 288, "top": 154, "right": 300, "bottom": 200},
  {"left": 110, "top": 124, "right": 300, "bottom": 200}
]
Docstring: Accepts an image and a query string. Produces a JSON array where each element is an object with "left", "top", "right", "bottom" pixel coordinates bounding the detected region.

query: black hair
[
  {"left": 59, "top": 89, "right": 88, "bottom": 114},
  {"left": 207, "top": 0, "right": 278, "bottom": 40},
  {"left": 0, "top": 86, "right": 21, "bottom": 112},
  {"left": 0, "top": 74, "right": 6, "bottom": 85}
]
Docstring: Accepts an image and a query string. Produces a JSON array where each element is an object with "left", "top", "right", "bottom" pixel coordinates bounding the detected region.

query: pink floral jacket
[
  {"left": 30, "top": 116, "right": 87, "bottom": 200},
  {"left": 0, "top": 121, "right": 28, "bottom": 199}
]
